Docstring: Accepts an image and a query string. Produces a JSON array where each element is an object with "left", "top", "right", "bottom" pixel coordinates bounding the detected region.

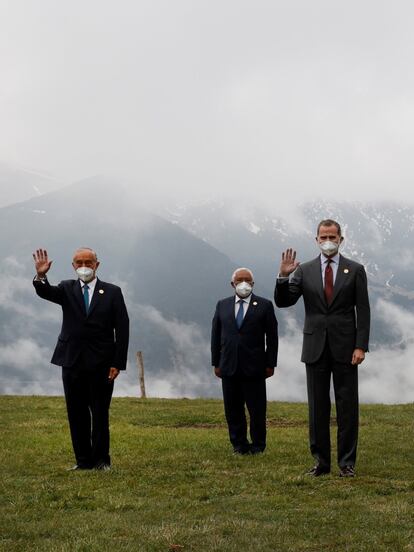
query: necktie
[
  {"left": 83, "top": 284, "right": 90, "bottom": 313},
  {"left": 236, "top": 299, "right": 244, "bottom": 329},
  {"left": 324, "top": 260, "right": 333, "bottom": 304}
]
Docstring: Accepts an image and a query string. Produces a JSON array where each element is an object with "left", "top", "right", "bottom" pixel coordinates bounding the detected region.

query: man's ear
[
  {"left": 340, "top": 236, "right": 344, "bottom": 243},
  {"left": 231, "top": 281, "right": 235, "bottom": 289},
  {"left": 95, "top": 261, "right": 100, "bottom": 270}
]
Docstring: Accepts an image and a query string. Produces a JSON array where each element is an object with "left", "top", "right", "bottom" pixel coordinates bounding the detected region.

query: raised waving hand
[
  {"left": 279, "top": 248, "right": 300, "bottom": 277},
  {"left": 33, "top": 249, "right": 53, "bottom": 277}
]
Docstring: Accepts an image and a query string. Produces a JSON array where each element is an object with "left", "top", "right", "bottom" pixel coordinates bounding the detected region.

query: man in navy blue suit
[
  {"left": 33, "top": 247, "right": 129, "bottom": 471},
  {"left": 211, "top": 268, "right": 278, "bottom": 454}
]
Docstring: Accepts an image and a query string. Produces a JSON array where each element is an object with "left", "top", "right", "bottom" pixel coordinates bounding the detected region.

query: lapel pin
[
  {"left": 253, "top": 301, "right": 258, "bottom": 306},
  {"left": 99, "top": 289, "right": 104, "bottom": 294},
  {"left": 344, "top": 269, "right": 349, "bottom": 274}
]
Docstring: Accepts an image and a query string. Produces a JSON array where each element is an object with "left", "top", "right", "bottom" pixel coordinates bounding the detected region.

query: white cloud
[
  {"left": 0, "top": 337, "right": 49, "bottom": 369},
  {"left": 0, "top": 338, "right": 62, "bottom": 395},
  {"left": 268, "top": 300, "right": 414, "bottom": 405},
  {"left": 129, "top": 300, "right": 414, "bottom": 404},
  {"left": 360, "top": 299, "right": 414, "bottom": 403},
  {"left": 1, "top": 263, "right": 412, "bottom": 404},
  {"left": 266, "top": 315, "right": 307, "bottom": 402},
  {"left": 115, "top": 303, "right": 214, "bottom": 398},
  {"left": 0, "top": 256, "right": 59, "bottom": 322}
]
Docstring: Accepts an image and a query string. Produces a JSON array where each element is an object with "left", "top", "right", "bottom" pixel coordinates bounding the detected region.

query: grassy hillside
[{"left": 0, "top": 397, "right": 413, "bottom": 552}]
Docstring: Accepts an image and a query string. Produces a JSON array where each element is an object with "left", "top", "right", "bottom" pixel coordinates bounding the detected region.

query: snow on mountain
[{"left": 159, "top": 197, "right": 414, "bottom": 296}]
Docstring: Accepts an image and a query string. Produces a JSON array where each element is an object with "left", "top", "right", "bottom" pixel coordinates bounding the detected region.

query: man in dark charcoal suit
[
  {"left": 275, "top": 219, "right": 370, "bottom": 477},
  {"left": 33, "top": 247, "right": 129, "bottom": 471},
  {"left": 211, "top": 268, "right": 278, "bottom": 454}
]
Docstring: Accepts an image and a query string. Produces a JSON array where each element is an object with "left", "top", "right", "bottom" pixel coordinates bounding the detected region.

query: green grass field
[{"left": 0, "top": 396, "right": 413, "bottom": 552}]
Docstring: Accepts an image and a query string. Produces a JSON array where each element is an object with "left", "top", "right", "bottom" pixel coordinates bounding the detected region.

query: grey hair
[
  {"left": 73, "top": 247, "right": 98, "bottom": 261},
  {"left": 231, "top": 267, "right": 254, "bottom": 282}
]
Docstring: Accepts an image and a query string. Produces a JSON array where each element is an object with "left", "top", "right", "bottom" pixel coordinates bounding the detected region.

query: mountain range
[
  {"left": 0, "top": 168, "right": 412, "bottom": 402},
  {"left": 0, "top": 164, "right": 64, "bottom": 208}
]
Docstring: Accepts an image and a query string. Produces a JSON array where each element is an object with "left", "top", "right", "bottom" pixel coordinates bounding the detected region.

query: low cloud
[
  {"left": 1, "top": 267, "right": 412, "bottom": 404},
  {"left": 0, "top": 256, "right": 59, "bottom": 323},
  {"left": 360, "top": 299, "right": 414, "bottom": 403},
  {"left": 0, "top": 338, "right": 61, "bottom": 395},
  {"left": 266, "top": 315, "right": 307, "bottom": 402},
  {"left": 0, "top": 257, "right": 62, "bottom": 395},
  {"left": 115, "top": 303, "right": 215, "bottom": 398},
  {"left": 0, "top": 337, "right": 49, "bottom": 368},
  {"left": 268, "top": 300, "right": 414, "bottom": 404}
]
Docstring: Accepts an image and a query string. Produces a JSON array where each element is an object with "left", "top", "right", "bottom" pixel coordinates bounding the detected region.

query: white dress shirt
[
  {"left": 234, "top": 293, "right": 252, "bottom": 319},
  {"left": 80, "top": 277, "right": 97, "bottom": 307}
]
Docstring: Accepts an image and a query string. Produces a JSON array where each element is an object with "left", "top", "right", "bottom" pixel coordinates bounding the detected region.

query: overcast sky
[{"left": 1, "top": 0, "right": 414, "bottom": 203}]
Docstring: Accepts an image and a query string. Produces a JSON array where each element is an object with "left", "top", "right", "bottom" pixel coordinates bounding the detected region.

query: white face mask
[
  {"left": 319, "top": 240, "right": 340, "bottom": 256},
  {"left": 235, "top": 282, "right": 253, "bottom": 298},
  {"left": 76, "top": 267, "right": 95, "bottom": 283}
]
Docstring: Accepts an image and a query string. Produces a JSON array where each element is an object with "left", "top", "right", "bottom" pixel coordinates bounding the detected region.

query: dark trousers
[
  {"left": 306, "top": 341, "right": 359, "bottom": 469},
  {"left": 62, "top": 359, "right": 114, "bottom": 468},
  {"left": 222, "top": 375, "right": 267, "bottom": 452}
]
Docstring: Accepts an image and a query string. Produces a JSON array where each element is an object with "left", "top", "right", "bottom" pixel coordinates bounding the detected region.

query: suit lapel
[
  {"left": 73, "top": 280, "right": 87, "bottom": 315},
  {"left": 330, "top": 255, "right": 348, "bottom": 306},
  {"left": 240, "top": 293, "right": 257, "bottom": 328},
  {"left": 310, "top": 257, "right": 325, "bottom": 305},
  {"left": 87, "top": 278, "right": 102, "bottom": 317},
  {"left": 224, "top": 297, "right": 238, "bottom": 330}
]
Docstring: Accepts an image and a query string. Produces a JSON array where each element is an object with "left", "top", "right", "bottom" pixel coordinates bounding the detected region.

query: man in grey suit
[{"left": 275, "top": 220, "right": 370, "bottom": 477}]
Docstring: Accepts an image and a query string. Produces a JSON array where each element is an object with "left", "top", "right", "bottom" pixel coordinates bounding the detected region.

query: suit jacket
[
  {"left": 274, "top": 255, "right": 370, "bottom": 364},
  {"left": 33, "top": 277, "right": 129, "bottom": 370},
  {"left": 211, "top": 293, "right": 278, "bottom": 377}
]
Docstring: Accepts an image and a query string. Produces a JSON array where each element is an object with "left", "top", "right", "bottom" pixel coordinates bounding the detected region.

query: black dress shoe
[
  {"left": 250, "top": 446, "right": 265, "bottom": 455},
  {"left": 66, "top": 464, "right": 91, "bottom": 471},
  {"left": 306, "top": 465, "right": 330, "bottom": 476},
  {"left": 233, "top": 446, "right": 251, "bottom": 455},
  {"left": 339, "top": 466, "right": 355, "bottom": 478}
]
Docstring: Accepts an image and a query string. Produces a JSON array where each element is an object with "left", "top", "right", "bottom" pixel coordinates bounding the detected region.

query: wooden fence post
[{"left": 136, "top": 351, "right": 146, "bottom": 398}]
